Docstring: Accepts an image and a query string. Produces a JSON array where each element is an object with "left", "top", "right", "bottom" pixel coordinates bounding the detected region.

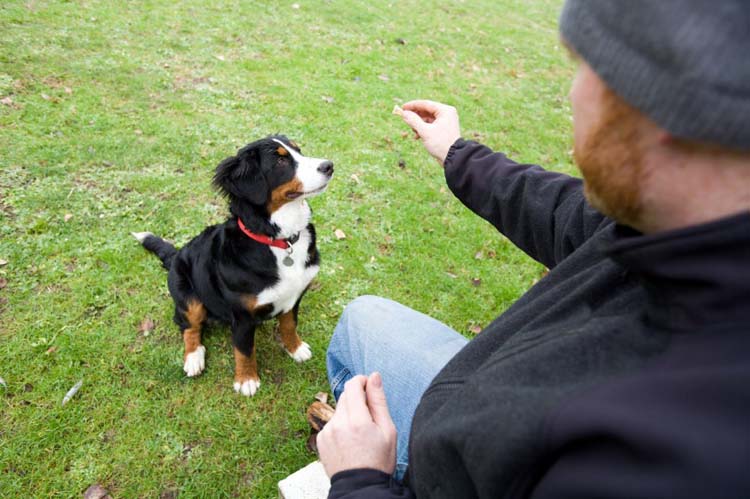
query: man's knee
[
  {"left": 336, "top": 295, "right": 385, "bottom": 333},
  {"left": 346, "top": 295, "right": 387, "bottom": 314},
  {"left": 329, "top": 295, "right": 388, "bottom": 353}
]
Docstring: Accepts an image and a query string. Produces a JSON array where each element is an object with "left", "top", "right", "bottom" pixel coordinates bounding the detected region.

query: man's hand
[
  {"left": 317, "top": 373, "right": 397, "bottom": 477},
  {"left": 400, "top": 100, "right": 461, "bottom": 166}
]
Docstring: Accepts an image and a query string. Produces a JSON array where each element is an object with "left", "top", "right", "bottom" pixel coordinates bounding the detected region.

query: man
[{"left": 317, "top": 1, "right": 750, "bottom": 497}]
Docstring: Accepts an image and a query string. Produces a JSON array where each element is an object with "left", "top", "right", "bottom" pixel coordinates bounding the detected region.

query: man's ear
[{"left": 212, "top": 146, "right": 268, "bottom": 205}]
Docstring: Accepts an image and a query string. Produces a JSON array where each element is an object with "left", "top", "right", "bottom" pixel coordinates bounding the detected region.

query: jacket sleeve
[
  {"left": 328, "top": 469, "right": 415, "bottom": 499},
  {"left": 443, "top": 139, "right": 611, "bottom": 269}
]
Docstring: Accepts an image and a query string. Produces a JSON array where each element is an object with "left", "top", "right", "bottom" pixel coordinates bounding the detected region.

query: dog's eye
[{"left": 276, "top": 156, "right": 290, "bottom": 167}]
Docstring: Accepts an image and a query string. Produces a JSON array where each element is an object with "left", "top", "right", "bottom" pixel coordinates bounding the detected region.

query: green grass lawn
[{"left": 0, "top": 1, "right": 572, "bottom": 496}]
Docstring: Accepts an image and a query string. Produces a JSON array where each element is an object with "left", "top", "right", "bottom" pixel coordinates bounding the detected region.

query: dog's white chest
[{"left": 256, "top": 229, "right": 319, "bottom": 315}]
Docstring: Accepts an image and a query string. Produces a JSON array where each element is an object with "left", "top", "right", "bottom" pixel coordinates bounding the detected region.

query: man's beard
[{"left": 573, "top": 89, "right": 647, "bottom": 229}]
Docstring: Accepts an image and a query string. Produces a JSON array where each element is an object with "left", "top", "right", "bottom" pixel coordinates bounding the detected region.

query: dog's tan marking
[
  {"left": 234, "top": 345, "right": 258, "bottom": 383},
  {"left": 278, "top": 309, "right": 302, "bottom": 354},
  {"left": 183, "top": 300, "right": 206, "bottom": 357},
  {"left": 242, "top": 295, "right": 258, "bottom": 312},
  {"left": 277, "top": 146, "right": 289, "bottom": 156},
  {"left": 267, "top": 177, "right": 304, "bottom": 214}
]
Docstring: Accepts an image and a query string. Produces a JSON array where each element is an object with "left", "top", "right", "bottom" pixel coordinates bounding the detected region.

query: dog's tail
[{"left": 132, "top": 232, "right": 177, "bottom": 270}]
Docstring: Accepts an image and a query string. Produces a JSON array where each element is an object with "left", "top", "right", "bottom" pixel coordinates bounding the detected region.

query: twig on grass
[{"left": 62, "top": 379, "right": 83, "bottom": 405}]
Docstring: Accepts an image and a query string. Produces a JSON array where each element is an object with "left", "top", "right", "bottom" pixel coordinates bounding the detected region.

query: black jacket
[{"left": 329, "top": 140, "right": 750, "bottom": 499}]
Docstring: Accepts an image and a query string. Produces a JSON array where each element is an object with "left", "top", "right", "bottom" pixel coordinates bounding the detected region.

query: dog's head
[{"left": 212, "top": 135, "right": 334, "bottom": 213}]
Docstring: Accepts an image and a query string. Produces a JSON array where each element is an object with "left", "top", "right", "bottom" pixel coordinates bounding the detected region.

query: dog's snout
[{"left": 318, "top": 160, "right": 334, "bottom": 177}]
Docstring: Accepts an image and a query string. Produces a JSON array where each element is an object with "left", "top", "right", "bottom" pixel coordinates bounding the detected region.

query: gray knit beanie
[{"left": 560, "top": 1, "right": 750, "bottom": 151}]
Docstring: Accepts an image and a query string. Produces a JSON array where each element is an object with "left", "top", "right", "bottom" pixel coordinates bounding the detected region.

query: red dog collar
[{"left": 237, "top": 218, "right": 297, "bottom": 250}]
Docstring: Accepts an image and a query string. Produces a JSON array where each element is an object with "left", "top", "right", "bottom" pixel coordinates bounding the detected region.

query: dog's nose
[{"left": 318, "top": 160, "right": 334, "bottom": 177}]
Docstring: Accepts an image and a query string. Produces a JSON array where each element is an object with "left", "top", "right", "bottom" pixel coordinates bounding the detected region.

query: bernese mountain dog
[{"left": 132, "top": 135, "right": 333, "bottom": 396}]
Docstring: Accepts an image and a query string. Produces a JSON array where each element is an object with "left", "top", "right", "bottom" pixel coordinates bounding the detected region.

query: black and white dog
[{"left": 133, "top": 136, "right": 333, "bottom": 396}]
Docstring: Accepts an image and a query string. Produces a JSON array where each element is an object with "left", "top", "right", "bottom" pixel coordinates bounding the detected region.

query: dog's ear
[{"left": 212, "top": 146, "right": 268, "bottom": 205}]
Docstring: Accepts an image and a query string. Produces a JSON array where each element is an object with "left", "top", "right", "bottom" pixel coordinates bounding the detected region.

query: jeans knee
[
  {"left": 329, "top": 295, "right": 384, "bottom": 358},
  {"left": 346, "top": 295, "right": 385, "bottom": 314},
  {"left": 336, "top": 295, "right": 383, "bottom": 333}
]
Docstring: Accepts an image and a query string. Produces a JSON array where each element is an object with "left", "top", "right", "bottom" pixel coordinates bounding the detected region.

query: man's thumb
[{"left": 366, "top": 372, "right": 393, "bottom": 427}]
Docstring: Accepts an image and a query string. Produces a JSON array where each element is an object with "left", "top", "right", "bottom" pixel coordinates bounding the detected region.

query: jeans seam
[{"left": 330, "top": 367, "right": 352, "bottom": 398}]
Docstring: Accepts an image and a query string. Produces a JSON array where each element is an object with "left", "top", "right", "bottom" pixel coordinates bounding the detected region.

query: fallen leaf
[
  {"left": 314, "top": 392, "right": 328, "bottom": 404},
  {"left": 138, "top": 318, "right": 155, "bottom": 336},
  {"left": 45, "top": 346, "right": 57, "bottom": 355},
  {"left": 83, "top": 484, "right": 112, "bottom": 499},
  {"left": 0, "top": 277, "right": 6, "bottom": 289},
  {"left": 469, "top": 325, "right": 482, "bottom": 334},
  {"left": 63, "top": 213, "right": 73, "bottom": 222},
  {"left": 0, "top": 96, "right": 13, "bottom": 106},
  {"left": 334, "top": 229, "right": 346, "bottom": 240},
  {"left": 350, "top": 173, "right": 361, "bottom": 184}
]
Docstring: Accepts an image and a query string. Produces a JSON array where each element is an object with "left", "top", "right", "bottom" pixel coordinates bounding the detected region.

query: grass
[{"left": 0, "top": 0, "right": 573, "bottom": 496}]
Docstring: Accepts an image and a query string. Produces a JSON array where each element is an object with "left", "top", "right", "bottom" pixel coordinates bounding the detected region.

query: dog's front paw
[
  {"left": 287, "top": 341, "right": 312, "bottom": 363},
  {"left": 234, "top": 378, "right": 261, "bottom": 397},
  {"left": 184, "top": 345, "right": 206, "bottom": 377}
]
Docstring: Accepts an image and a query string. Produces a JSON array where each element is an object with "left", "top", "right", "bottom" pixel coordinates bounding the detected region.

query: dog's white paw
[
  {"left": 183, "top": 345, "right": 206, "bottom": 377},
  {"left": 234, "top": 378, "right": 261, "bottom": 397},
  {"left": 131, "top": 231, "right": 154, "bottom": 243},
  {"left": 288, "top": 341, "right": 312, "bottom": 363}
]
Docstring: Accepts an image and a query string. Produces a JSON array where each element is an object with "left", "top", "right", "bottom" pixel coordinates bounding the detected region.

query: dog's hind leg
[
  {"left": 180, "top": 300, "right": 207, "bottom": 377},
  {"left": 278, "top": 299, "right": 312, "bottom": 363},
  {"left": 232, "top": 313, "right": 261, "bottom": 396}
]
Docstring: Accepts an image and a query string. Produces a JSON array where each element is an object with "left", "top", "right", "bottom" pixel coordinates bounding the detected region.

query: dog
[{"left": 132, "top": 135, "right": 333, "bottom": 396}]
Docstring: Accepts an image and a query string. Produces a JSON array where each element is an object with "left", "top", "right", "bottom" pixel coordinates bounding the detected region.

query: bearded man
[{"left": 316, "top": 1, "right": 750, "bottom": 497}]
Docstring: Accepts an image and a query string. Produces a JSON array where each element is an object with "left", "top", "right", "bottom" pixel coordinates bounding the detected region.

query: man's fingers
[
  {"left": 342, "top": 376, "right": 372, "bottom": 424},
  {"left": 366, "top": 372, "right": 395, "bottom": 430},
  {"left": 403, "top": 99, "right": 443, "bottom": 115},
  {"left": 401, "top": 110, "right": 428, "bottom": 137}
]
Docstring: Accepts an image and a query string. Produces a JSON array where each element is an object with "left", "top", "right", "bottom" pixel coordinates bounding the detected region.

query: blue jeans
[{"left": 326, "top": 295, "right": 469, "bottom": 480}]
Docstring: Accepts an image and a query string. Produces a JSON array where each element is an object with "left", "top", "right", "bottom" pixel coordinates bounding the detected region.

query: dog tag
[{"left": 283, "top": 256, "right": 294, "bottom": 267}]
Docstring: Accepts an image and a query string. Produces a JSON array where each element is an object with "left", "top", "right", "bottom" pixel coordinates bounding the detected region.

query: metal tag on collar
[{"left": 282, "top": 245, "right": 295, "bottom": 267}]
